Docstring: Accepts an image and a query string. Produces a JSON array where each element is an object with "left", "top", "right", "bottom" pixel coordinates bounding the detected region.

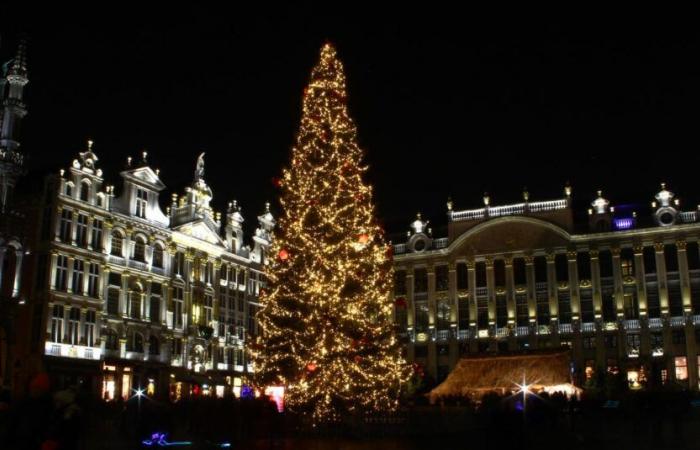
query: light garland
[{"left": 253, "top": 43, "right": 408, "bottom": 422}]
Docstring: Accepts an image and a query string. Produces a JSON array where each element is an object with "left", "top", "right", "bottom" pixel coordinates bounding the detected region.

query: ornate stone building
[
  {"left": 392, "top": 186, "right": 700, "bottom": 390},
  {"left": 0, "top": 37, "right": 28, "bottom": 391},
  {"left": 20, "top": 145, "right": 273, "bottom": 401}
]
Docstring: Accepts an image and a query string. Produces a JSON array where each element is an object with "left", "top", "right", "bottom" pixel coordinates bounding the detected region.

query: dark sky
[{"left": 3, "top": 8, "right": 700, "bottom": 240}]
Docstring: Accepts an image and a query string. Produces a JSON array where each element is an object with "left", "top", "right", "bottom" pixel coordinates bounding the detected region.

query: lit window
[
  {"left": 675, "top": 356, "right": 688, "bottom": 381},
  {"left": 135, "top": 189, "right": 148, "bottom": 218}
]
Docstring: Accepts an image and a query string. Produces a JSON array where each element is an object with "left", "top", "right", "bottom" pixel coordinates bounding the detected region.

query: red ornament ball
[
  {"left": 358, "top": 233, "right": 369, "bottom": 244},
  {"left": 395, "top": 297, "right": 407, "bottom": 308},
  {"left": 278, "top": 249, "right": 289, "bottom": 261},
  {"left": 306, "top": 362, "right": 317, "bottom": 372},
  {"left": 354, "top": 355, "right": 362, "bottom": 364}
]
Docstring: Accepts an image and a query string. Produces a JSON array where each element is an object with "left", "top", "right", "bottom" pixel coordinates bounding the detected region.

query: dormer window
[
  {"left": 135, "top": 188, "right": 148, "bottom": 219},
  {"left": 80, "top": 180, "right": 90, "bottom": 202}
]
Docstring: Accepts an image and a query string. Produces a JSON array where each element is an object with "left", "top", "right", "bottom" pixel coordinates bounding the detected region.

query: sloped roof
[{"left": 430, "top": 350, "right": 573, "bottom": 398}]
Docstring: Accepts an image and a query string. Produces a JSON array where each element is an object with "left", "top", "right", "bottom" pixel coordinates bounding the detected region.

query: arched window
[
  {"left": 111, "top": 231, "right": 123, "bottom": 256},
  {"left": 65, "top": 183, "right": 73, "bottom": 197},
  {"left": 149, "top": 335, "right": 160, "bottom": 355},
  {"left": 80, "top": 180, "right": 90, "bottom": 202},
  {"left": 152, "top": 244, "right": 164, "bottom": 268},
  {"left": 133, "top": 236, "right": 146, "bottom": 262},
  {"left": 127, "top": 331, "right": 144, "bottom": 353}
]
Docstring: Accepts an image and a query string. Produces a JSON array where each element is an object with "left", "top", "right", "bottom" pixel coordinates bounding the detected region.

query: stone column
[
  {"left": 612, "top": 247, "right": 624, "bottom": 318},
  {"left": 633, "top": 245, "right": 650, "bottom": 359},
  {"left": 567, "top": 250, "right": 582, "bottom": 362},
  {"left": 677, "top": 240, "right": 692, "bottom": 313},
  {"left": 121, "top": 272, "right": 130, "bottom": 317},
  {"left": 426, "top": 265, "right": 437, "bottom": 378},
  {"left": 66, "top": 256, "right": 75, "bottom": 294},
  {"left": 546, "top": 253, "right": 559, "bottom": 345},
  {"left": 654, "top": 243, "right": 669, "bottom": 314},
  {"left": 86, "top": 215, "right": 95, "bottom": 251},
  {"left": 485, "top": 258, "right": 497, "bottom": 351},
  {"left": 467, "top": 260, "right": 477, "bottom": 352},
  {"left": 54, "top": 206, "right": 63, "bottom": 241},
  {"left": 101, "top": 266, "right": 110, "bottom": 313},
  {"left": 525, "top": 256, "right": 537, "bottom": 348},
  {"left": 448, "top": 262, "right": 458, "bottom": 369},
  {"left": 505, "top": 256, "right": 516, "bottom": 325},
  {"left": 12, "top": 247, "right": 23, "bottom": 298}
]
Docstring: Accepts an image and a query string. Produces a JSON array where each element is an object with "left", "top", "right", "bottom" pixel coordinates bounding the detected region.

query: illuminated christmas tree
[{"left": 254, "top": 43, "right": 406, "bottom": 422}]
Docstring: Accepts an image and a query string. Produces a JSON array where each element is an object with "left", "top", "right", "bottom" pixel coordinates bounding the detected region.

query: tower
[{"left": 0, "top": 38, "right": 28, "bottom": 212}]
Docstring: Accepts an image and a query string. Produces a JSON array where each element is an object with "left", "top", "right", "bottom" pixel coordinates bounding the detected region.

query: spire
[{"left": 1, "top": 36, "right": 29, "bottom": 155}]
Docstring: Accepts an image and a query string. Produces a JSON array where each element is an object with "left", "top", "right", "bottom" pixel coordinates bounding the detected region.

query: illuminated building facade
[
  {"left": 21, "top": 147, "right": 273, "bottom": 401},
  {"left": 0, "top": 37, "right": 29, "bottom": 391},
  {"left": 392, "top": 186, "right": 700, "bottom": 390}
]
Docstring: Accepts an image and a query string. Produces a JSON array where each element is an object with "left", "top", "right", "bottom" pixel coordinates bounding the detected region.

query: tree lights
[{"left": 253, "top": 43, "right": 407, "bottom": 422}]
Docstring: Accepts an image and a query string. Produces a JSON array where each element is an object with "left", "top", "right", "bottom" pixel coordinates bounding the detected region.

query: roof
[{"left": 429, "top": 350, "right": 573, "bottom": 399}]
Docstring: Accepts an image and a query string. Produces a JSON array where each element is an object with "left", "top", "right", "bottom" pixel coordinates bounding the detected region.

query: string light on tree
[{"left": 253, "top": 43, "right": 407, "bottom": 422}]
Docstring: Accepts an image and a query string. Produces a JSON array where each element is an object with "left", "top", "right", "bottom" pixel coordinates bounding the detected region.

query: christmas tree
[{"left": 254, "top": 43, "right": 406, "bottom": 422}]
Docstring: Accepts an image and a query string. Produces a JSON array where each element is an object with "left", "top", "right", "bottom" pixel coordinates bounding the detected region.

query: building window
[
  {"left": 127, "top": 331, "right": 144, "bottom": 353},
  {"left": 583, "top": 336, "right": 596, "bottom": 349},
  {"left": 91, "top": 219, "right": 103, "bottom": 250},
  {"left": 55, "top": 255, "right": 68, "bottom": 291},
  {"left": 174, "top": 252, "right": 185, "bottom": 277},
  {"left": 150, "top": 284, "right": 161, "bottom": 323},
  {"left": 675, "top": 356, "right": 688, "bottom": 381},
  {"left": 87, "top": 263, "right": 99, "bottom": 298},
  {"left": 457, "top": 263, "right": 468, "bottom": 290},
  {"left": 149, "top": 336, "right": 160, "bottom": 355},
  {"left": 516, "top": 294, "right": 528, "bottom": 326},
  {"left": 173, "top": 286, "right": 184, "bottom": 328},
  {"left": 68, "top": 307, "right": 80, "bottom": 346},
  {"left": 436, "top": 299, "right": 450, "bottom": 330},
  {"left": 110, "top": 231, "right": 123, "bottom": 256},
  {"left": 65, "top": 183, "right": 73, "bottom": 197},
  {"left": 104, "top": 329, "right": 119, "bottom": 351},
  {"left": 627, "top": 333, "right": 641, "bottom": 357},
  {"left": 672, "top": 330, "right": 686, "bottom": 345},
  {"left": 59, "top": 209, "right": 72, "bottom": 242},
  {"left": 414, "top": 268, "right": 428, "bottom": 293},
  {"left": 621, "top": 248, "right": 635, "bottom": 276},
  {"left": 51, "top": 305, "right": 64, "bottom": 343},
  {"left": 605, "top": 334, "right": 617, "bottom": 349},
  {"left": 205, "top": 261, "right": 214, "bottom": 284},
  {"left": 129, "top": 290, "right": 142, "bottom": 320},
  {"left": 133, "top": 237, "right": 146, "bottom": 262},
  {"left": 624, "top": 292, "right": 639, "bottom": 319},
  {"left": 72, "top": 259, "right": 84, "bottom": 294},
  {"left": 152, "top": 245, "right": 164, "bottom": 269},
  {"left": 84, "top": 310, "right": 95, "bottom": 347},
  {"left": 80, "top": 181, "right": 90, "bottom": 202},
  {"left": 107, "top": 287, "right": 120, "bottom": 316},
  {"left": 135, "top": 188, "right": 148, "bottom": 218},
  {"left": 204, "top": 294, "right": 213, "bottom": 325},
  {"left": 435, "top": 265, "right": 449, "bottom": 291},
  {"left": 76, "top": 214, "right": 88, "bottom": 247},
  {"left": 171, "top": 338, "right": 182, "bottom": 356}
]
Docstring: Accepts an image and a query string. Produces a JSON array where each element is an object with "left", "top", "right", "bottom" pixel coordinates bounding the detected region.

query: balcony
[
  {"left": 537, "top": 325, "right": 550, "bottom": 335},
  {"left": 670, "top": 316, "right": 685, "bottom": 327},
  {"left": 107, "top": 255, "right": 126, "bottom": 266},
  {"left": 558, "top": 323, "right": 573, "bottom": 334},
  {"left": 458, "top": 329, "right": 470, "bottom": 340},
  {"left": 128, "top": 259, "right": 149, "bottom": 272},
  {"left": 624, "top": 319, "right": 641, "bottom": 331},
  {"left": 436, "top": 330, "right": 450, "bottom": 341},
  {"left": 496, "top": 327, "right": 509, "bottom": 338},
  {"left": 581, "top": 322, "right": 595, "bottom": 333},
  {"left": 44, "top": 342, "right": 102, "bottom": 360},
  {"left": 516, "top": 326, "right": 529, "bottom": 337},
  {"left": 433, "top": 238, "right": 449, "bottom": 249},
  {"left": 649, "top": 318, "right": 663, "bottom": 329}
]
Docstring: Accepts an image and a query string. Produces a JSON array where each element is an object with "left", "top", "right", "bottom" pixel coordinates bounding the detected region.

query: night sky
[{"left": 3, "top": 8, "right": 700, "bottom": 240}]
